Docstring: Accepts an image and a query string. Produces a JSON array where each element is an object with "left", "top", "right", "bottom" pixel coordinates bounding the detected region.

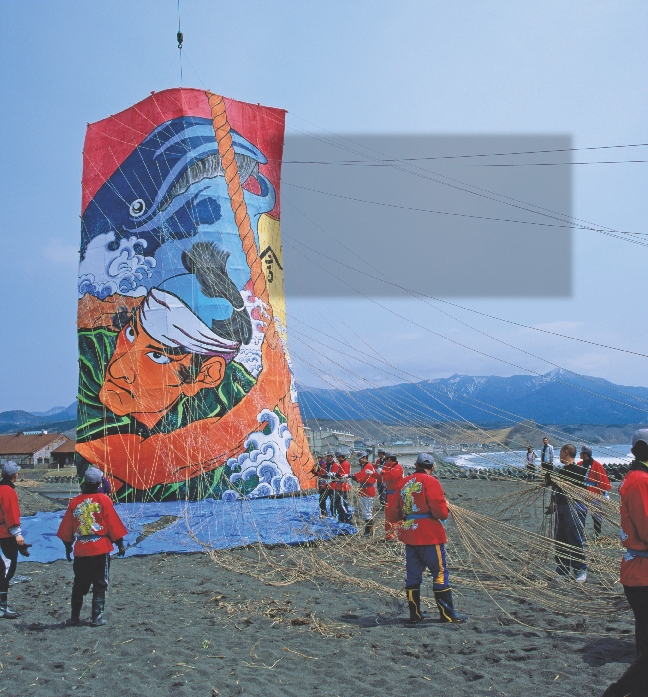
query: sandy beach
[{"left": 0, "top": 478, "right": 635, "bottom": 697}]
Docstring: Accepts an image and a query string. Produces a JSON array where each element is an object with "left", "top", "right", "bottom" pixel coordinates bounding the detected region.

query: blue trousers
[
  {"left": 554, "top": 501, "right": 587, "bottom": 573},
  {"left": 405, "top": 544, "right": 450, "bottom": 590}
]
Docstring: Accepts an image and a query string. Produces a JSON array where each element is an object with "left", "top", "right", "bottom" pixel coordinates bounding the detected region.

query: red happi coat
[
  {"left": 386, "top": 471, "right": 448, "bottom": 546},
  {"left": 330, "top": 459, "right": 351, "bottom": 492},
  {"left": 57, "top": 493, "right": 128, "bottom": 557},
  {"left": 378, "top": 461, "right": 404, "bottom": 499},
  {"left": 579, "top": 458, "right": 612, "bottom": 494},
  {"left": 620, "top": 467, "right": 648, "bottom": 586},
  {"left": 0, "top": 482, "right": 21, "bottom": 538},
  {"left": 313, "top": 460, "right": 329, "bottom": 490},
  {"left": 353, "top": 462, "right": 377, "bottom": 497}
]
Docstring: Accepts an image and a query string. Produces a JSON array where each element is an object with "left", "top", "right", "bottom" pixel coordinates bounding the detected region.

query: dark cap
[
  {"left": 334, "top": 451, "right": 345, "bottom": 458},
  {"left": 580, "top": 445, "right": 593, "bottom": 457},
  {"left": 356, "top": 450, "right": 368, "bottom": 459},
  {"left": 377, "top": 448, "right": 386, "bottom": 454},
  {"left": 415, "top": 452, "right": 435, "bottom": 467}
]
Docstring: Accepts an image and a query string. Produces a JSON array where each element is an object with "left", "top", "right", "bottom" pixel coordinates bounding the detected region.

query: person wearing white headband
[{"left": 99, "top": 242, "right": 252, "bottom": 428}]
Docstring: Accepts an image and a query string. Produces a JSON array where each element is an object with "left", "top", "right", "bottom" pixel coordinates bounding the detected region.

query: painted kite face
[{"left": 99, "top": 318, "right": 226, "bottom": 427}]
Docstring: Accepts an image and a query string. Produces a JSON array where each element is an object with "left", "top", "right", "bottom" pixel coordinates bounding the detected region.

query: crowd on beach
[
  {"left": 2, "top": 432, "right": 648, "bottom": 692},
  {"left": 310, "top": 433, "right": 648, "bottom": 645}
]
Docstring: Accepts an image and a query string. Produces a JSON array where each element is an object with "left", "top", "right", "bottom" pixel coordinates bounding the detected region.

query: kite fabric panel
[
  {"left": 17, "top": 496, "right": 355, "bottom": 564},
  {"left": 76, "top": 88, "right": 315, "bottom": 503}
]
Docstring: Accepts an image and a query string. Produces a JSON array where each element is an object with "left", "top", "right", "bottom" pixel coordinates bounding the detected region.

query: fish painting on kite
[{"left": 75, "top": 88, "right": 314, "bottom": 502}]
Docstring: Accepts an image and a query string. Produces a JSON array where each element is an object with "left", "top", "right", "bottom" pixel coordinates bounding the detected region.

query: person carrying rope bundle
[
  {"left": 386, "top": 453, "right": 467, "bottom": 624},
  {"left": 549, "top": 444, "right": 588, "bottom": 582},
  {"left": 619, "top": 429, "right": 648, "bottom": 657},
  {"left": 57, "top": 467, "right": 128, "bottom": 627},
  {"left": 579, "top": 445, "right": 611, "bottom": 540},
  {"left": 352, "top": 451, "right": 377, "bottom": 536},
  {"left": 375, "top": 448, "right": 387, "bottom": 506},
  {"left": 331, "top": 451, "right": 353, "bottom": 524},
  {"left": 376, "top": 452, "right": 404, "bottom": 540},
  {"left": 0, "top": 462, "right": 31, "bottom": 619}
]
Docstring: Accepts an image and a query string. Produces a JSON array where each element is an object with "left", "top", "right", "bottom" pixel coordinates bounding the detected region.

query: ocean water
[{"left": 446, "top": 444, "right": 632, "bottom": 471}]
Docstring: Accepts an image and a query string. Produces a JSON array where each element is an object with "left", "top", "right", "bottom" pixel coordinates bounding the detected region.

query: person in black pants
[
  {"left": 619, "top": 430, "right": 648, "bottom": 656},
  {"left": 0, "top": 462, "right": 31, "bottom": 619},
  {"left": 57, "top": 467, "right": 128, "bottom": 626},
  {"left": 549, "top": 444, "right": 588, "bottom": 582}
]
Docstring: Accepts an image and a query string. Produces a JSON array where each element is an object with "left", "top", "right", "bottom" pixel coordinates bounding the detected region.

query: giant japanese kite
[{"left": 75, "top": 88, "right": 314, "bottom": 502}]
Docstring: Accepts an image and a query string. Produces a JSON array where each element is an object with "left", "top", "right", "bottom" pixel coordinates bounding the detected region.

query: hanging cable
[{"left": 177, "top": 0, "right": 183, "bottom": 85}]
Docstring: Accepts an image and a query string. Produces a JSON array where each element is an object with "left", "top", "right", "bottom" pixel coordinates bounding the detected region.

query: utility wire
[
  {"left": 284, "top": 182, "right": 648, "bottom": 241},
  {"left": 280, "top": 141, "right": 648, "bottom": 165}
]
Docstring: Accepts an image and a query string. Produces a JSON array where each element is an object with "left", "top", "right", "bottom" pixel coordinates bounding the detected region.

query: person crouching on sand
[
  {"left": 0, "top": 462, "right": 31, "bottom": 619},
  {"left": 57, "top": 467, "right": 128, "bottom": 626},
  {"left": 386, "top": 453, "right": 467, "bottom": 624}
]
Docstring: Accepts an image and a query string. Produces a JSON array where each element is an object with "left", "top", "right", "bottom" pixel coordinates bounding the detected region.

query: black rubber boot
[
  {"left": 91, "top": 591, "right": 107, "bottom": 627},
  {"left": 363, "top": 522, "right": 374, "bottom": 537},
  {"left": 434, "top": 588, "right": 468, "bottom": 623},
  {"left": 406, "top": 585, "right": 425, "bottom": 623},
  {"left": 0, "top": 592, "right": 19, "bottom": 619},
  {"left": 66, "top": 590, "right": 84, "bottom": 626}
]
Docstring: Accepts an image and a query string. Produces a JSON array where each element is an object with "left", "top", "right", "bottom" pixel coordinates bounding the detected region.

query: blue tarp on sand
[{"left": 17, "top": 495, "right": 355, "bottom": 564}]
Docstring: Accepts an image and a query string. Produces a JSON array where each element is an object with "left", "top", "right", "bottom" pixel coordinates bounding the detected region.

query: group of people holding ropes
[{"left": 1, "top": 429, "right": 648, "bottom": 641}]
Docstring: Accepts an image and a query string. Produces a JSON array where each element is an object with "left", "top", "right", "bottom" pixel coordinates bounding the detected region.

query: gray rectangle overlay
[{"left": 280, "top": 134, "right": 572, "bottom": 298}]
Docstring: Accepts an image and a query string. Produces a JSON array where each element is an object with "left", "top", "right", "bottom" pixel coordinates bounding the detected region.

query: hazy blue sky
[{"left": 1, "top": 1, "right": 647, "bottom": 412}]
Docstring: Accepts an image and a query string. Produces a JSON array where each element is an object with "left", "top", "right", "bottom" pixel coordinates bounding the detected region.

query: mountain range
[
  {"left": 1, "top": 369, "right": 647, "bottom": 433},
  {"left": 0, "top": 402, "right": 77, "bottom": 434},
  {"left": 296, "top": 369, "right": 648, "bottom": 426}
]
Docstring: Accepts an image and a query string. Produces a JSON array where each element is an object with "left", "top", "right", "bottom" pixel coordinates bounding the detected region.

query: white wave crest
[
  {"left": 223, "top": 409, "right": 299, "bottom": 499},
  {"left": 78, "top": 232, "right": 156, "bottom": 298}
]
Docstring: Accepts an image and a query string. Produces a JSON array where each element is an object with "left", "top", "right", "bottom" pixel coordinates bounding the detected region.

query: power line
[
  {"left": 280, "top": 141, "right": 648, "bottom": 165},
  {"left": 285, "top": 159, "right": 648, "bottom": 167},
  {"left": 283, "top": 182, "right": 648, "bottom": 241}
]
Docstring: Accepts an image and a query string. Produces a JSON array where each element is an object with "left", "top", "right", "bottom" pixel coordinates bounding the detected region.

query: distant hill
[
  {"left": 0, "top": 402, "right": 77, "bottom": 435},
  {"left": 297, "top": 369, "right": 648, "bottom": 425},
  {"left": 2, "top": 370, "right": 647, "bottom": 435}
]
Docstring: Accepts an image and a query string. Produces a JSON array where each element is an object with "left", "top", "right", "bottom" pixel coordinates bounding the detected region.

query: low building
[
  {"left": 303, "top": 427, "right": 355, "bottom": 455},
  {"left": 0, "top": 432, "right": 70, "bottom": 468},
  {"left": 51, "top": 439, "right": 76, "bottom": 468}
]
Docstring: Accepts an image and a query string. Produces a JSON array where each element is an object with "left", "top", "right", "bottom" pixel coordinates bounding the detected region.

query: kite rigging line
[{"left": 177, "top": 0, "right": 183, "bottom": 85}]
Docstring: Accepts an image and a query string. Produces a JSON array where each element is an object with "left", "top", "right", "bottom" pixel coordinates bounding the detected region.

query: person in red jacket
[
  {"left": 579, "top": 445, "right": 612, "bottom": 539},
  {"left": 619, "top": 429, "right": 648, "bottom": 656},
  {"left": 376, "top": 453, "right": 403, "bottom": 540},
  {"left": 331, "top": 451, "right": 352, "bottom": 524},
  {"left": 57, "top": 467, "right": 128, "bottom": 627},
  {"left": 387, "top": 453, "right": 467, "bottom": 624},
  {"left": 375, "top": 448, "right": 387, "bottom": 505},
  {"left": 312, "top": 454, "right": 334, "bottom": 518},
  {"left": 352, "top": 451, "right": 377, "bottom": 535},
  {"left": 0, "top": 462, "right": 31, "bottom": 619}
]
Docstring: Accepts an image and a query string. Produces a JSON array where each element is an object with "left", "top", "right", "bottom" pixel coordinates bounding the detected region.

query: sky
[{"left": 0, "top": 0, "right": 647, "bottom": 412}]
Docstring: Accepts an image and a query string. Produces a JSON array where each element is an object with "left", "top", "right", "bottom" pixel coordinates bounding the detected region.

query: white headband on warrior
[{"left": 139, "top": 288, "right": 241, "bottom": 361}]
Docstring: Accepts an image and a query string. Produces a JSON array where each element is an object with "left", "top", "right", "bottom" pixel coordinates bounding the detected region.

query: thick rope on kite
[
  {"left": 206, "top": 90, "right": 314, "bottom": 485},
  {"left": 206, "top": 91, "right": 271, "bottom": 308}
]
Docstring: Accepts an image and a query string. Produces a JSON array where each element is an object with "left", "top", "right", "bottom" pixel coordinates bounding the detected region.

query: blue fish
[{"left": 80, "top": 116, "right": 274, "bottom": 268}]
